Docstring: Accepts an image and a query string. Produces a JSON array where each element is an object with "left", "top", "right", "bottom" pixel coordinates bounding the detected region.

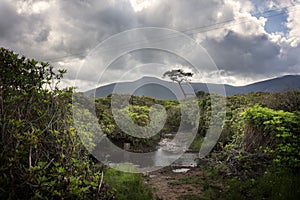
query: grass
[{"left": 104, "top": 166, "right": 153, "bottom": 200}]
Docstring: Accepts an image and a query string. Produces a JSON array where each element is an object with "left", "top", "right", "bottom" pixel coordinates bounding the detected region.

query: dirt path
[{"left": 144, "top": 167, "right": 207, "bottom": 200}]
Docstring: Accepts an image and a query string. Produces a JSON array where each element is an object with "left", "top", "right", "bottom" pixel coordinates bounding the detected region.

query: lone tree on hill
[{"left": 162, "top": 69, "right": 193, "bottom": 98}]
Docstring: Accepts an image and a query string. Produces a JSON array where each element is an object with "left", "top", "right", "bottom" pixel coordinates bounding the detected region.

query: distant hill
[{"left": 85, "top": 75, "right": 300, "bottom": 100}]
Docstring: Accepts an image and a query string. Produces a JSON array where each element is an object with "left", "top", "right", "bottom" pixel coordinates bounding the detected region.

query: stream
[
  {"left": 93, "top": 136, "right": 199, "bottom": 171},
  {"left": 154, "top": 147, "right": 198, "bottom": 167}
]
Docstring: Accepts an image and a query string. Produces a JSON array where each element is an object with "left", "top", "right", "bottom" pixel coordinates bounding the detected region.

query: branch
[
  {"left": 29, "top": 145, "right": 32, "bottom": 169},
  {"left": 98, "top": 171, "right": 104, "bottom": 194}
]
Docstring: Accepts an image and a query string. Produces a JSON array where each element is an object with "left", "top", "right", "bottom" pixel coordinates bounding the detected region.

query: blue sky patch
[
  {"left": 250, "top": 0, "right": 289, "bottom": 34},
  {"left": 263, "top": 9, "right": 288, "bottom": 34}
]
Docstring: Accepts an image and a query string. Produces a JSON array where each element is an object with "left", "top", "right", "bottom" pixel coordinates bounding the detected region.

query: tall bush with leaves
[
  {"left": 0, "top": 47, "right": 114, "bottom": 199},
  {"left": 242, "top": 105, "right": 300, "bottom": 169}
]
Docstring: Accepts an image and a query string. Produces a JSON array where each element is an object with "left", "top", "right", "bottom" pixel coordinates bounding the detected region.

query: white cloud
[
  {"left": 286, "top": 5, "right": 300, "bottom": 47},
  {"left": 15, "top": 0, "right": 50, "bottom": 14},
  {"left": 130, "top": 0, "right": 157, "bottom": 12}
]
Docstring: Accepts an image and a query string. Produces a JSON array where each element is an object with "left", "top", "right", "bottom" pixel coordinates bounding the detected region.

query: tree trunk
[{"left": 178, "top": 83, "right": 187, "bottom": 98}]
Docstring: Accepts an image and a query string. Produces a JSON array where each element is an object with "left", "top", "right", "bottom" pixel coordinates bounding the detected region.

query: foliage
[
  {"left": 189, "top": 135, "right": 203, "bottom": 151},
  {"left": 162, "top": 69, "right": 193, "bottom": 83},
  {"left": 199, "top": 92, "right": 300, "bottom": 200},
  {"left": 94, "top": 94, "right": 204, "bottom": 151},
  {"left": 95, "top": 95, "right": 162, "bottom": 149},
  {"left": 194, "top": 164, "right": 300, "bottom": 200},
  {"left": 221, "top": 168, "right": 300, "bottom": 200},
  {"left": 162, "top": 69, "right": 193, "bottom": 97},
  {"left": 95, "top": 95, "right": 180, "bottom": 149},
  {"left": 0, "top": 47, "right": 114, "bottom": 199},
  {"left": 242, "top": 105, "right": 300, "bottom": 169}
]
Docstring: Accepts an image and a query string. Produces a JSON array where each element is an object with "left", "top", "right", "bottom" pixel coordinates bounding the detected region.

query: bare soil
[{"left": 144, "top": 167, "right": 208, "bottom": 200}]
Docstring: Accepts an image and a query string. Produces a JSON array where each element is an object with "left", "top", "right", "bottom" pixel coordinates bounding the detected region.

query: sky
[{"left": 1, "top": 0, "right": 300, "bottom": 91}]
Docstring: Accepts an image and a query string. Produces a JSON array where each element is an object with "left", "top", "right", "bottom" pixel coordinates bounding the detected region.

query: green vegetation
[
  {"left": 94, "top": 94, "right": 200, "bottom": 151},
  {"left": 95, "top": 95, "right": 163, "bottom": 150},
  {"left": 1, "top": 46, "right": 299, "bottom": 199},
  {"left": 199, "top": 92, "right": 300, "bottom": 199},
  {"left": 105, "top": 167, "right": 153, "bottom": 200},
  {"left": 0, "top": 47, "right": 124, "bottom": 199},
  {"left": 189, "top": 135, "right": 203, "bottom": 151},
  {"left": 222, "top": 169, "right": 300, "bottom": 200},
  {"left": 93, "top": 90, "right": 300, "bottom": 199},
  {"left": 242, "top": 105, "right": 300, "bottom": 168},
  {"left": 0, "top": 48, "right": 117, "bottom": 199},
  {"left": 71, "top": 81, "right": 300, "bottom": 200}
]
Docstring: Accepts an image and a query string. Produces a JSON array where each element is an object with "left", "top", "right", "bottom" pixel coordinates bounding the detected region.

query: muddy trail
[{"left": 144, "top": 166, "right": 224, "bottom": 200}]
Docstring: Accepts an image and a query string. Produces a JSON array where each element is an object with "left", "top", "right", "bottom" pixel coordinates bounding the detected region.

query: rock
[{"left": 172, "top": 168, "right": 191, "bottom": 173}]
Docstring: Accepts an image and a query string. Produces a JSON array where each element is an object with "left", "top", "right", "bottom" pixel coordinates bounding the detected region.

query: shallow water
[
  {"left": 154, "top": 148, "right": 198, "bottom": 167},
  {"left": 93, "top": 137, "right": 199, "bottom": 171}
]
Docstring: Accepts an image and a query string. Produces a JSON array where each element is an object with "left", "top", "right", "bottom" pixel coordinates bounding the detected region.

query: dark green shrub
[
  {"left": 223, "top": 169, "right": 300, "bottom": 200},
  {"left": 0, "top": 47, "right": 114, "bottom": 199}
]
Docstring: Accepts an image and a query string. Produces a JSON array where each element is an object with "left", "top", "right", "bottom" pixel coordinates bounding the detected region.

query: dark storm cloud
[
  {"left": 203, "top": 31, "right": 284, "bottom": 77},
  {"left": 107, "top": 49, "right": 192, "bottom": 72},
  {"left": 58, "top": 0, "right": 138, "bottom": 40},
  {"left": 282, "top": 45, "right": 300, "bottom": 72},
  {"left": 0, "top": 1, "right": 21, "bottom": 39},
  {"left": 0, "top": 0, "right": 53, "bottom": 59},
  {"left": 35, "top": 28, "right": 50, "bottom": 42}
]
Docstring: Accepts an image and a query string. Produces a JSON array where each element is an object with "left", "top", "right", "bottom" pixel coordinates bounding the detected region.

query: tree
[{"left": 162, "top": 69, "right": 193, "bottom": 98}]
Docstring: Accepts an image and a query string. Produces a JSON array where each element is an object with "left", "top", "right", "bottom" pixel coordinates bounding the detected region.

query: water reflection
[{"left": 92, "top": 138, "right": 198, "bottom": 172}]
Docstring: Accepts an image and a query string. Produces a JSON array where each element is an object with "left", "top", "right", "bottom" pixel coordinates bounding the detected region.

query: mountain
[{"left": 85, "top": 75, "right": 300, "bottom": 100}]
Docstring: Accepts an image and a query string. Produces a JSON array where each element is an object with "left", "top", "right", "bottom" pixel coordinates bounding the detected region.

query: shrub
[
  {"left": 0, "top": 47, "right": 114, "bottom": 199},
  {"left": 242, "top": 105, "right": 300, "bottom": 169}
]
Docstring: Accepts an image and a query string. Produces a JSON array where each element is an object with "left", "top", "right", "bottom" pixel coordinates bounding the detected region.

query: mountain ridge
[{"left": 85, "top": 75, "right": 300, "bottom": 99}]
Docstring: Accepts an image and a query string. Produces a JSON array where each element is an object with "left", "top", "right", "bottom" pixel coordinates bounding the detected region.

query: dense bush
[
  {"left": 220, "top": 168, "right": 300, "bottom": 200},
  {"left": 94, "top": 95, "right": 205, "bottom": 151},
  {"left": 242, "top": 105, "right": 300, "bottom": 169},
  {"left": 203, "top": 94, "right": 300, "bottom": 199},
  {"left": 95, "top": 95, "right": 162, "bottom": 149},
  {"left": 0, "top": 47, "right": 114, "bottom": 199}
]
